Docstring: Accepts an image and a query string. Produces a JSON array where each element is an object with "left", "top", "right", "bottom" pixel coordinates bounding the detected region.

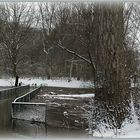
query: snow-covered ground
[
  {"left": 0, "top": 77, "right": 93, "bottom": 88},
  {"left": 91, "top": 120, "right": 140, "bottom": 138},
  {"left": 91, "top": 94, "right": 140, "bottom": 138}
]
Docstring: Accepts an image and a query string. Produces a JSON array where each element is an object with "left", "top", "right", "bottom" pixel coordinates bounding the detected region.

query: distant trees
[
  {"left": 126, "top": 3, "right": 140, "bottom": 84},
  {"left": 39, "top": 3, "right": 57, "bottom": 79},
  {"left": 56, "top": 3, "right": 96, "bottom": 78}
]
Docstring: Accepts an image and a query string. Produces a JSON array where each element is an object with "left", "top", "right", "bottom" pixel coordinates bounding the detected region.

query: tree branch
[{"left": 57, "top": 42, "right": 96, "bottom": 71}]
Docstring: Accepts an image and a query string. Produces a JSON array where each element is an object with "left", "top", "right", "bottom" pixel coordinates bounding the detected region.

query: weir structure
[
  {"left": 11, "top": 86, "right": 92, "bottom": 129},
  {"left": 12, "top": 87, "right": 47, "bottom": 123},
  {"left": 0, "top": 85, "right": 30, "bottom": 128}
]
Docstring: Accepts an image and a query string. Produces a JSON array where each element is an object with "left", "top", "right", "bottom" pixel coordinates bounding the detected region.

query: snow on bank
[
  {"left": 92, "top": 94, "right": 140, "bottom": 138},
  {"left": 92, "top": 121, "right": 140, "bottom": 138},
  {"left": 53, "top": 94, "right": 95, "bottom": 98},
  {"left": 0, "top": 78, "right": 93, "bottom": 88},
  {"left": 41, "top": 94, "right": 95, "bottom": 98},
  {"left": 118, "top": 93, "right": 140, "bottom": 138},
  {"left": 119, "top": 121, "right": 140, "bottom": 138},
  {"left": 39, "top": 93, "right": 95, "bottom": 100}
]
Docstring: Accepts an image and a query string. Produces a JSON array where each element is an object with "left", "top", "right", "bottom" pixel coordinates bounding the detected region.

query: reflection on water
[
  {"left": 10, "top": 119, "right": 88, "bottom": 138},
  {"left": 0, "top": 99, "right": 12, "bottom": 130},
  {"left": 0, "top": 96, "right": 88, "bottom": 138},
  {"left": 47, "top": 125, "right": 88, "bottom": 138},
  {"left": 0, "top": 119, "right": 88, "bottom": 138},
  {"left": 11, "top": 119, "right": 47, "bottom": 138}
]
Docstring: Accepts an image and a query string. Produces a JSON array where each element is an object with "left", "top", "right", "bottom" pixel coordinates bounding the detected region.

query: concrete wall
[
  {"left": 12, "top": 87, "right": 47, "bottom": 123},
  {"left": 13, "top": 87, "right": 40, "bottom": 102},
  {"left": 0, "top": 85, "right": 30, "bottom": 129},
  {"left": 0, "top": 85, "right": 30, "bottom": 100}
]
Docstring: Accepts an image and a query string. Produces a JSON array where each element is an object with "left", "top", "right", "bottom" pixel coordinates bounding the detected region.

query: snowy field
[{"left": 0, "top": 77, "right": 93, "bottom": 88}]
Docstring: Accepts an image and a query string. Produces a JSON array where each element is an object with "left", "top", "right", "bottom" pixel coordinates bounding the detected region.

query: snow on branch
[{"left": 57, "top": 41, "right": 94, "bottom": 66}]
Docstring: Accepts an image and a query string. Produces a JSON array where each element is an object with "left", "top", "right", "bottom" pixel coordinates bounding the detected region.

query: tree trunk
[
  {"left": 69, "top": 60, "right": 73, "bottom": 82},
  {"left": 93, "top": 2, "right": 131, "bottom": 129},
  {"left": 13, "top": 63, "right": 19, "bottom": 87},
  {"left": 15, "top": 75, "right": 19, "bottom": 87}
]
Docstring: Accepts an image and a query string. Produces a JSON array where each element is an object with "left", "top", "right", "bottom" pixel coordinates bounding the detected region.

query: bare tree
[{"left": 0, "top": 2, "right": 36, "bottom": 86}]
